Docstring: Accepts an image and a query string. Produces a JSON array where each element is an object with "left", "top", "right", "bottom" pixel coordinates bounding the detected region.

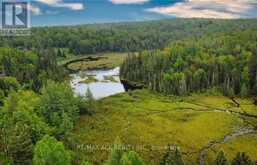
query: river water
[{"left": 70, "top": 67, "right": 125, "bottom": 99}]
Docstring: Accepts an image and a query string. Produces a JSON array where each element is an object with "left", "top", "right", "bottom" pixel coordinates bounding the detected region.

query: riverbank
[
  {"left": 61, "top": 52, "right": 127, "bottom": 72},
  {"left": 73, "top": 89, "right": 257, "bottom": 164}
]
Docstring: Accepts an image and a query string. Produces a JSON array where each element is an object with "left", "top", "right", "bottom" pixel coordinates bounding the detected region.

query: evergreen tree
[
  {"left": 85, "top": 88, "right": 96, "bottom": 113},
  {"left": 160, "top": 145, "right": 184, "bottom": 165},
  {"left": 213, "top": 150, "right": 227, "bottom": 165},
  {"left": 231, "top": 152, "right": 253, "bottom": 165},
  {"left": 106, "top": 137, "right": 123, "bottom": 165},
  {"left": 39, "top": 81, "right": 79, "bottom": 138},
  {"left": 7, "top": 123, "right": 33, "bottom": 165},
  {"left": 120, "top": 151, "right": 144, "bottom": 165}
]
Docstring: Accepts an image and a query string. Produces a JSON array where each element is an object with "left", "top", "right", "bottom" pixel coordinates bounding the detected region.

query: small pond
[{"left": 70, "top": 67, "right": 125, "bottom": 99}]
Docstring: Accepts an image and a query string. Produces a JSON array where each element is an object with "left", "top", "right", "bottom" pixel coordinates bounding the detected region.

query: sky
[{"left": 30, "top": 0, "right": 257, "bottom": 26}]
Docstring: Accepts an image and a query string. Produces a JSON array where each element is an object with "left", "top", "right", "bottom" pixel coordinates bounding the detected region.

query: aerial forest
[
  {"left": 0, "top": 18, "right": 256, "bottom": 164},
  {"left": 120, "top": 29, "right": 257, "bottom": 97}
]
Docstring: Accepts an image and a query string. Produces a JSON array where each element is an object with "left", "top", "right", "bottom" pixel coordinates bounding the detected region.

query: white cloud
[
  {"left": 109, "top": 0, "right": 149, "bottom": 4},
  {"left": 35, "top": 0, "right": 84, "bottom": 10},
  {"left": 146, "top": 0, "right": 257, "bottom": 19},
  {"left": 28, "top": 4, "right": 42, "bottom": 15},
  {"left": 15, "top": 3, "right": 42, "bottom": 15}
]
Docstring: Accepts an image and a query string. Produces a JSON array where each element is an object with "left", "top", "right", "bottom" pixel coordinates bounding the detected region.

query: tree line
[
  {"left": 1, "top": 19, "right": 257, "bottom": 55},
  {"left": 120, "top": 29, "right": 257, "bottom": 97}
]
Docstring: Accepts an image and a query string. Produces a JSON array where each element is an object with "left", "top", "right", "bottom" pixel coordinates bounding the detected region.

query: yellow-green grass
[
  {"left": 186, "top": 94, "right": 257, "bottom": 116},
  {"left": 73, "top": 90, "right": 257, "bottom": 164},
  {"left": 230, "top": 98, "right": 257, "bottom": 116},
  {"left": 205, "top": 134, "right": 257, "bottom": 164},
  {"left": 79, "top": 75, "right": 98, "bottom": 84},
  {"left": 66, "top": 52, "right": 127, "bottom": 71}
]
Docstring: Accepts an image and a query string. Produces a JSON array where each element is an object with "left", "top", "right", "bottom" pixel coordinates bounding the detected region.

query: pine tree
[
  {"left": 120, "top": 151, "right": 144, "bottom": 165},
  {"left": 160, "top": 145, "right": 184, "bottom": 165},
  {"left": 85, "top": 88, "right": 96, "bottom": 113},
  {"left": 213, "top": 150, "right": 227, "bottom": 165},
  {"left": 7, "top": 123, "right": 33, "bottom": 165},
  {"left": 106, "top": 137, "right": 123, "bottom": 165},
  {"left": 231, "top": 152, "right": 253, "bottom": 165}
]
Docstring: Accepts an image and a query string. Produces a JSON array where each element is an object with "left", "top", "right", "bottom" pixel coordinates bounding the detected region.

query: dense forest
[
  {"left": 120, "top": 28, "right": 257, "bottom": 97},
  {"left": 1, "top": 19, "right": 257, "bottom": 55},
  {"left": 0, "top": 18, "right": 257, "bottom": 164}
]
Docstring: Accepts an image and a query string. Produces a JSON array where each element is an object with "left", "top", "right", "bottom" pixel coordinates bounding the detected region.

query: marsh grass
[
  {"left": 65, "top": 53, "right": 127, "bottom": 71},
  {"left": 73, "top": 90, "right": 257, "bottom": 164}
]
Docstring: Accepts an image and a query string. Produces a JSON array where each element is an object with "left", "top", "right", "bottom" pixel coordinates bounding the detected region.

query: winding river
[{"left": 70, "top": 67, "right": 125, "bottom": 99}]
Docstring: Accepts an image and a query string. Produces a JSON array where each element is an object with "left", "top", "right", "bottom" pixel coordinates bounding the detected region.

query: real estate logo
[{"left": 1, "top": 0, "right": 31, "bottom": 36}]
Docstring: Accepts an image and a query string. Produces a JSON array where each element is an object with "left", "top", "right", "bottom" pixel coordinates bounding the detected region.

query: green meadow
[{"left": 73, "top": 90, "right": 257, "bottom": 165}]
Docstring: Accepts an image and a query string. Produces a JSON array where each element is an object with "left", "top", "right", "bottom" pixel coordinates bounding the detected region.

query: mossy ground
[{"left": 73, "top": 90, "right": 257, "bottom": 165}]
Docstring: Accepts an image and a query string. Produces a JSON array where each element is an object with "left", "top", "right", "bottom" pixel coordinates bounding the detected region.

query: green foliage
[
  {"left": 248, "top": 53, "right": 257, "bottom": 95},
  {"left": 0, "top": 90, "right": 53, "bottom": 164},
  {"left": 106, "top": 137, "right": 124, "bottom": 165},
  {"left": 0, "top": 48, "right": 37, "bottom": 84},
  {"left": 0, "top": 77, "right": 20, "bottom": 96},
  {"left": 240, "top": 84, "right": 248, "bottom": 98},
  {"left": 120, "top": 151, "right": 144, "bottom": 165},
  {"left": 231, "top": 152, "right": 253, "bottom": 165},
  {"left": 80, "top": 160, "right": 91, "bottom": 165},
  {"left": 0, "top": 91, "right": 51, "bottom": 144},
  {"left": 0, "top": 89, "right": 5, "bottom": 105},
  {"left": 33, "top": 135, "right": 71, "bottom": 165},
  {"left": 120, "top": 29, "right": 257, "bottom": 97},
  {"left": 160, "top": 145, "right": 184, "bottom": 165},
  {"left": 39, "top": 81, "right": 79, "bottom": 138},
  {"left": 213, "top": 150, "right": 227, "bottom": 165},
  {"left": 2, "top": 19, "right": 257, "bottom": 55},
  {"left": 0, "top": 47, "right": 66, "bottom": 92},
  {"left": 0, "top": 153, "right": 11, "bottom": 165},
  {"left": 85, "top": 88, "right": 96, "bottom": 113},
  {"left": 74, "top": 88, "right": 97, "bottom": 115},
  {"left": 105, "top": 137, "right": 144, "bottom": 165},
  {"left": 7, "top": 123, "right": 33, "bottom": 165}
]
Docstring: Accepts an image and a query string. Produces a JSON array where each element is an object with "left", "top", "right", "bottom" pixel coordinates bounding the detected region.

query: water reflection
[{"left": 70, "top": 67, "right": 125, "bottom": 99}]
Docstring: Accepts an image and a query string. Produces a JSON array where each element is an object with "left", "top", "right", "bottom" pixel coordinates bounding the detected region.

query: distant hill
[{"left": 1, "top": 19, "right": 257, "bottom": 55}]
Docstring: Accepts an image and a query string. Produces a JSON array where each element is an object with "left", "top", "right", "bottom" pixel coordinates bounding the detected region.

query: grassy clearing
[
  {"left": 64, "top": 52, "right": 127, "bottom": 71},
  {"left": 73, "top": 90, "right": 257, "bottom": 164}
]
